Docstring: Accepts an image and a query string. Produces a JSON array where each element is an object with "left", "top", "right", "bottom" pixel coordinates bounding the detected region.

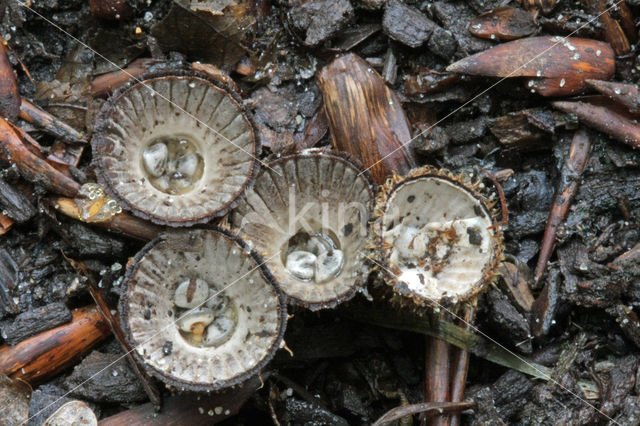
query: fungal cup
[
  {"left": 231, "top": 150, "right": 375, "bottom": 310},
  {"left": 92, "top": 73, "right": 257, "bottom": 226},
  {"left": 374, "top": 167, "right": 503, "bottom": 306},
  {"left": 119, "top": 229, "right": 286, "bottom": 392}
]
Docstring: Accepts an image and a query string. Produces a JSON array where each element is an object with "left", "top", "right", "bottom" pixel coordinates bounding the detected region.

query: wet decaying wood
[
  {"left": 0, "top": 117, "right": 81, "bottom": 197},
  {"left": 489, "top": 108, "right": 557, "bottom": 148},
  {"left": 99, "top": 376, "right": 263, "bottom": 425},
  {"left": 0, "top": 176, "right": 36, "bottom": 223},
  {"left": 0, "top": 42, "right": 20, "bottom": 120},
  {"left": 382, "top": 0, "right": 456, "bottom": 58},
  {"left": 447, "top": 36, "right": 615, "bottom": 96},
  {"left": 553, "top": 100, "right": 640, "bottom": 149},
  {"left": 64, "top": 351, "right": 148, "bottom": 405},
  {"left": 468, "top": 7, "right": 537, "bottom": 41},
  {"left": 0, "top": 306, "right": 111, "bottom": 383},
  {"left": 0, "top": 302, "right": 72, "bottom": 346},
  {"left": 317, "top": 53, "right": 417, "bottom": 184},
  {"left": 19, "top": 99, "right": 86, "bottom": 145}
]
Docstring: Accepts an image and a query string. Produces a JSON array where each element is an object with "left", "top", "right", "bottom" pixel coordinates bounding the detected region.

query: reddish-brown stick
[
  {"left": 534, "top": 129, "right": 591, "bottom": 284},
  {"left": 0, "top": 306, "right": 111, "bottom": 383},
  {"left": 449, "top": 305, "right": 476, "bottom": 426},
  {"left": 552, "top": 101, "right": 640, "bottom": 149},
  {"left": 0, "top": 117, "right": 81, "bottom": 197},
  {"left": 423, "top": 311, "right": 452, "bottom": 426},
  {"left": 585, "top": 80, "right": 640, "bottom": 114},
  {"left": 0, "top": 41, "right": 20, "bottom": 120}
]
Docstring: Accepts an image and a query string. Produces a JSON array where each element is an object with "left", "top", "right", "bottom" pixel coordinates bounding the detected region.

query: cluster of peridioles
[{"left": 92, "top": 71, "right": 503, "bottom": 393}]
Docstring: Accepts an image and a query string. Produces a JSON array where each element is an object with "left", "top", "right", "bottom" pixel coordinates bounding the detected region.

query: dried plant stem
[
  {"left": 51, "top": 197, "right": 161, "bottom": 241},
  {"left": 342, "top": 303, "right": 599, "bottom": 397},
  {"left": 19, "top": 99, "right": 85, "bottom": 144}
]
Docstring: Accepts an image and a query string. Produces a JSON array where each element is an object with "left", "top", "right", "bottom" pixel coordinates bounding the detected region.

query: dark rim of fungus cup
[
  {"left": 119, "top": 228, "right": 287, "bottom": 392},
  {"left": 91, "top": 71, "right": 258, "bottom": 226},
  {"left": 230, "top": 149, "right": 376, "bottom": 310},
  {"left": 373, "top": 166, "right": 504, "bottom": 307}
]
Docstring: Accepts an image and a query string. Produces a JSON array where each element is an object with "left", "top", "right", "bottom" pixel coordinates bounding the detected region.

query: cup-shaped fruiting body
[
  {"left": 92, "top": 72, "right": 257, "bottom": 226},
  {"left": 119, "top": 228, "right": 286, "bottom": 392},
  {"left": 373, "top": 166, "right": 503, "bottom": 306},
  {"left": 230, "top": 150, "right": 375, "bottom": 310}
]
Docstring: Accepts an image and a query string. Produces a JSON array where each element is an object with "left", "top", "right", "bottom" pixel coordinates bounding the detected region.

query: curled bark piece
[
  {"left": 404, "top": 69, "right": 460, "bottom": 97},
  {"left": 534, "top": 129, "right": 591, "bottom": 284},
  {"left": 468, "top": 7, "right": 537, "bottom": 41},
  {"left": 589, "top": 0, "right": 636, "bottom": 56},
  {"left": 0, "top": 43, "right": 20, "bottom": 120},
  {"left": 317, "top": 53, "right": 417, "bottom": 184},
  {"left": 552, "top": 100, "right": 640, "bottom": 149},
  {"left": 447, "top": 36, "right": 615, "bottom": 96},
  {"left": 586, "top": 79, "right": 640, "bottom": 113},
  {"left": 0, "top": 176, "right": 36, "bottom": 223},
  {"left": 0, "top": 117, "right": 81, "bottom": 197},
  {"left": 498, "top": 262, "right": 535, "bottom": 312},
  {"left": 51, "top": 196, "right": 161, "bottom": 241},
  {"left": 19, "top": 99, "right": 85, "bottom": 145},
  {"left": 598, "top": 6, "right": 630, "bottom": 55},
  {"left": 0, "top": 306, "right": 111, "bottom": 384}
]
